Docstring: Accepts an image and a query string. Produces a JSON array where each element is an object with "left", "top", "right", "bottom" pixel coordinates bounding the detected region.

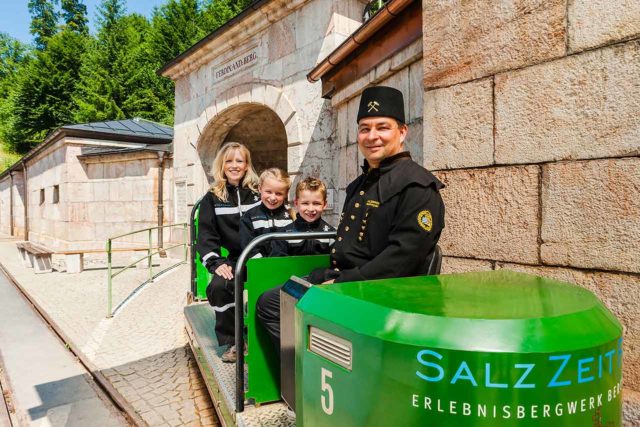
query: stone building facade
[
  {"left": 160, "top": 0, "right": 369, "bottom": 224},
  {"left": 164, "top": 0, "right": 639, "bottom": 419},
  {"left": 0, "top": 119, "right": 175, "bottom": 250}
]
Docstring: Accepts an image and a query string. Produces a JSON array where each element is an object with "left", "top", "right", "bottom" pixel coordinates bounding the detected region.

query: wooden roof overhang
[{"left": 307, "top": 0, "right": 421, "bottom": 99}]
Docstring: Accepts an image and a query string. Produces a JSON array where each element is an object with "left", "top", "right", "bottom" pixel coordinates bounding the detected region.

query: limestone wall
[
  {"left": 0, "top": 172, "right": 25, "bottom": 237},
  {"left": 26, "top": 140, "right": 66, "bottom": 248},
  {"left": 421, "top": 0, "right": 640, "bottom": 414},
  {"left": 170, "top": 0, "right": 365, "bottom": 223},
  {"left": 25, "top": 138, "right": 174, "bottom": 251},
  {"left": 0, "top": 176, "right": 9, "bottom": 235}
]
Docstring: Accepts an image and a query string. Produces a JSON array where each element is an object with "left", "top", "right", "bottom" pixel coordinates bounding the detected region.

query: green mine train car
[{"left": 185, "top": 199, "right": 623, "bottom": 427}]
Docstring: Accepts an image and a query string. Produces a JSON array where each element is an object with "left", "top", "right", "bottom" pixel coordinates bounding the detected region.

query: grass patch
[{"left": 0, "top": 146, "right": 20, "bottom": 173}]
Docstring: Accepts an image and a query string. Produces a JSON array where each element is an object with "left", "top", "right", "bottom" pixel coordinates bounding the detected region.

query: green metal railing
[{"left": 106, "top": 223, "right": 188, "bottom": 318}]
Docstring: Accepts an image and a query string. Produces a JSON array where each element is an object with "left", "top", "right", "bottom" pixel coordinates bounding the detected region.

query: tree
[
  {"left": 60, "top": 0, "right": 89, "bottom": 35},
  {"left": 74, "top": 2, "right": 171, "bottom": 123},
  {"left": 200, "top": 0, "right": 253, "bottom": 33},
  {"left": 0, "top": 33, "right": 27, "bottom": 90},
  {"left": 147, "top": 0, "right": 205, "bottom": 64},
  {"left": 28, "top": 0, "right": 59, "bottom": 50},
  {"left": 0, "top": 34, "right": 30, "bottom": 166},
  {"left": 6, "top": 28, "right": 86, "bottom": 152}
]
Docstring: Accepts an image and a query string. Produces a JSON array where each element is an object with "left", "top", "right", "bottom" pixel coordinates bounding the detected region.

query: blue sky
[{"left": 0, "top": 0, "right": 167, "bottom": 44}]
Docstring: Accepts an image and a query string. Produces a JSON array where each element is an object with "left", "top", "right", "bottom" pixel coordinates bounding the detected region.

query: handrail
[
  {"left": 190, "top": 197, "right": 205, "bottom": 296},
  {"left": 107, "top": 222, "right": 188, "bottom": 317},
  {"left": 233, "top": 230, "right": 337, "bottom": 413},
  {"left": 109, "top": 223, "right": 184, "bottom": 241}
]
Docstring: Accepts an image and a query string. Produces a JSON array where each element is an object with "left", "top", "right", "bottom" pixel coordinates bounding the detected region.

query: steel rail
[{"left": 233, "top": 230, "right": 337, "bottom": 413}]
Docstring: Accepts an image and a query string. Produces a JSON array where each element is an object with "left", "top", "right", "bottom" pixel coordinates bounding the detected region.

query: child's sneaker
[
  {"left": 221, "top": 344, "right": 247, "bottom": 363},
  {"left": 221, "top": 345, "right": 237, "bottom": 363}
]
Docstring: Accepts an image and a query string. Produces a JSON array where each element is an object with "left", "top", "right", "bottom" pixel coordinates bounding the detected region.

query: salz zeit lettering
[{"left": 415, "top": 339, "right": 622, "bottom": 389}]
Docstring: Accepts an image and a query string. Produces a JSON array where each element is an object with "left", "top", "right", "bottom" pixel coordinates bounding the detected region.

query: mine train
[{"left": 184, "top": 198, "right": 623, "bottom": 427}]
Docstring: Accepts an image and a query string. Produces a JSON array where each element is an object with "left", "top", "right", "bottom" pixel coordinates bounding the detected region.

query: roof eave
[
  {"left": 157, "top": 0, "right": 273, "bottom": 79},
  {"left": 307, "top": 0, "right": 415, "bottom": 84}
]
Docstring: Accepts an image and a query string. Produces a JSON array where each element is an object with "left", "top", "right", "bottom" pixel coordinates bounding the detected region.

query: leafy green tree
[
  {"left": 60, "top": 0, "right": 89, "bottom": 34},
  {"left": 74, "top": 1, "right": 169, "bottom": 123},
  {"left": 0, "top": 34, "right": 30, "bottom": 161},
  {"left": 200, "top": 0, "right": 253, "bottom": 32},
  {"left": 28, "top": 0, "right": 59, "bottom": 50},
  {"left": 6, "top": 28, "right": 86, "bottom": 152},
  {"left": 0, "top": 33, "right": 27, "bottom": 92},
  {"left": 147, "top": 0, "right": 204, "bottom": 64},
  {"left": 142, "top": 0, "right": 254, "bottom": 124}
]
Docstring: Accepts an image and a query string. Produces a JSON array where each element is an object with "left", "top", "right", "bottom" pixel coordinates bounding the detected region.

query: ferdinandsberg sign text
[{"left": 214, "top": 50, "right": 258, "bottom": 81}]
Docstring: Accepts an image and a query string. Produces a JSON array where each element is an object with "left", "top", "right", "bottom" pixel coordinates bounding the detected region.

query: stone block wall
[
  {"left": 26, "top": 141, "right": 66, "bottom": 247},
  {"left": 25, "top": 139, "right": 174, "bottom": 251},
  {"left": 422, "top": 0, "right": 640, "bottom": 416}
]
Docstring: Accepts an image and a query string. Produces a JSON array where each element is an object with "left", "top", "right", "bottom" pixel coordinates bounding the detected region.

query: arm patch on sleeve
[{"left": 417, "top": 210, "right": 433, "bottom": 232}]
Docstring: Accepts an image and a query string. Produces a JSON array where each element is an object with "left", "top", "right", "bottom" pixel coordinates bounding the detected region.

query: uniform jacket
[
  {"left": 270, "top": 216, "right": 335, "bottom": 257},
  {"left": 240, "top": 203, "right": 294, "bottom": 258},
  {"left": 328, "top": 151, "right": 445, "bottom": 283},
  {"left": 196, "top": 185, "right": 260, "bottom": 271}
]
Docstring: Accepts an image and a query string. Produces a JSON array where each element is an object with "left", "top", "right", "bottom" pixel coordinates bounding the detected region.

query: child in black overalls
[{"left": 270, "top": 176, "right": 335, "bottom": 257}]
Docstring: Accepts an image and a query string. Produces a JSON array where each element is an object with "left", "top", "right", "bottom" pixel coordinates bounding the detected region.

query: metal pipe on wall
[
  {"left": 9, "top": 172, "right": 14, "bottom": 237},
  {"left": 157, "top": 152, "right": 165, "bottom": 249},
  {"left": 22, "top": 161, "right": 28, "bottom": 241}
]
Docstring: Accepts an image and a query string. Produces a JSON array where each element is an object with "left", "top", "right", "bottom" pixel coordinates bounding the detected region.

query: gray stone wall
[
  {"left": 422, "top": 0, "right": 640, "bottom": 415},
  {"left": 0, "top": 172, "right": 25, "bottom": 237},
  {"left": 24, "top": 139, "right": 174, "bottom": 251}
]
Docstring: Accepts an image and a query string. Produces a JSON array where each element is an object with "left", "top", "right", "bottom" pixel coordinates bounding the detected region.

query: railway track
[{"left": 0, "top": 263, "right": 136, "bottom": 427}]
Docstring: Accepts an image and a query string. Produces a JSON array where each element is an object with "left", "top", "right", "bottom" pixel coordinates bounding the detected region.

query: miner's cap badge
[
  {"left": 418, "top": 210, "right": 433, "bottom": 232},
  {"left": 357, "top": 86, "right": 405, "bottom": 123}
]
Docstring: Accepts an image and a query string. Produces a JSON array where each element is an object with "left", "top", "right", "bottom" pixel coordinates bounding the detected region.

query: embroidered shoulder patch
[{"left": 417, "top": 210, "right": 433, "bottom": 232}]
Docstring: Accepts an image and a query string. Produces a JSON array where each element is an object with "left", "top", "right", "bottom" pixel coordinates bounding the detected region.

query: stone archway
[
  {"left": 196, "top": 83, "right": 301, "bottom": 184},
  {"left": 223, "top": 108, "right": 287, "bottom": 173}
]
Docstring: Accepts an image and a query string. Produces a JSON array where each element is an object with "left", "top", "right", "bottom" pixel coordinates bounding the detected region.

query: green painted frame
[{"left": 244, "top": 255, "right": 329, "bottom": 404}]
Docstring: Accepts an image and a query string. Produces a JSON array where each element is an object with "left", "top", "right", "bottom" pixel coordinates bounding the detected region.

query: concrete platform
[{"left": 0, "top": 270, "right": 129, "bottom": 426}]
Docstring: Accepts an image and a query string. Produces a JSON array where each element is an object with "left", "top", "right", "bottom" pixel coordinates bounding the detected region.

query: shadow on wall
[{"left": 196, "top": 103, "right": 288, "bottom": 187}]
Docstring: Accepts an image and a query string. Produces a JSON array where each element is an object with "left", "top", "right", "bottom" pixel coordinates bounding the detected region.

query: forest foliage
[{"left": 0, "top": 0, "right": 253, "bottom": 169}]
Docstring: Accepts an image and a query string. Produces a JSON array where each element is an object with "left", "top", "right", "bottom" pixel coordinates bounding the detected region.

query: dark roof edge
[
  {"left": 0, "top": 128, "right": 67, "bottom": 180},
  {"left": 157, "top": 0, "right": 272, "bottom": 78},
  {"left": 77, "top": 145, "right": 172, "bottom": 159},
  {"left": 0, "top": 127, "right": 172, "bottom": 180},
  {"left": 307, "top": 0, "right": 415, "bottom": 84}
]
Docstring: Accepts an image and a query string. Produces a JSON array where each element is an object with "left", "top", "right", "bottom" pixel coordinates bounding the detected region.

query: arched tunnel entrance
[{"left": 198, "top": 104, "right": 288, "bottom": 182}]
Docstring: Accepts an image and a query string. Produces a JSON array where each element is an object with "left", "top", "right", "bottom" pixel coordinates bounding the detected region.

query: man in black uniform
[{"left": 257, "top": 86, "right": 445, "bottom": 346}]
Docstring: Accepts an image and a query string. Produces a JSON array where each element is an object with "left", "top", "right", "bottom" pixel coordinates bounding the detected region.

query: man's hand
[
  {"left": 322, "top": 279, "right": 335, "bottom": 284},
  {"left": 215, "top": 263, "right": 234, "bottom": 281}
]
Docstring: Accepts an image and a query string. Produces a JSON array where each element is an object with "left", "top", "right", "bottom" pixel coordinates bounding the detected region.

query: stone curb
[{"left": 0, "top": 261, "right": 148, "bottom": 427}]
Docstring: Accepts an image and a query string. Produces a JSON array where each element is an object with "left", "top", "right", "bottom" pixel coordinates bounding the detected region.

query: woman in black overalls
[{"left": 196, "top": 142, "right": 260, "bottom": 362}]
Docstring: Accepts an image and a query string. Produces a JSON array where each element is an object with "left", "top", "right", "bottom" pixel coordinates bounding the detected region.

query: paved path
[
  {"left": 0, "top": 237, "right": 217, "bottom": 426},
  {"left": 0, "top": 269, "right": 129, "bottom": 426}
]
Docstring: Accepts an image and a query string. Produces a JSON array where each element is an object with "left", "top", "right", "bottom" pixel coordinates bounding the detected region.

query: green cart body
[
  {"left": 187, "top": 198, "right": 622, "bottom": 426},
  {"left": 295, "top": 271, "right": 622, "bottom": 426}
]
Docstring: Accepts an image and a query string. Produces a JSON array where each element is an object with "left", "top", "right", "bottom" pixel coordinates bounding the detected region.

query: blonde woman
[{"left": 196, "top": 142, "right": 260, "bottom": 362}]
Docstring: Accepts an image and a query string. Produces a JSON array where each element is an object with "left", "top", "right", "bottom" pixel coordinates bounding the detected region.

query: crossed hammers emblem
[{"left": 367, "top": 101, "right": 380, "bottom": 112}]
